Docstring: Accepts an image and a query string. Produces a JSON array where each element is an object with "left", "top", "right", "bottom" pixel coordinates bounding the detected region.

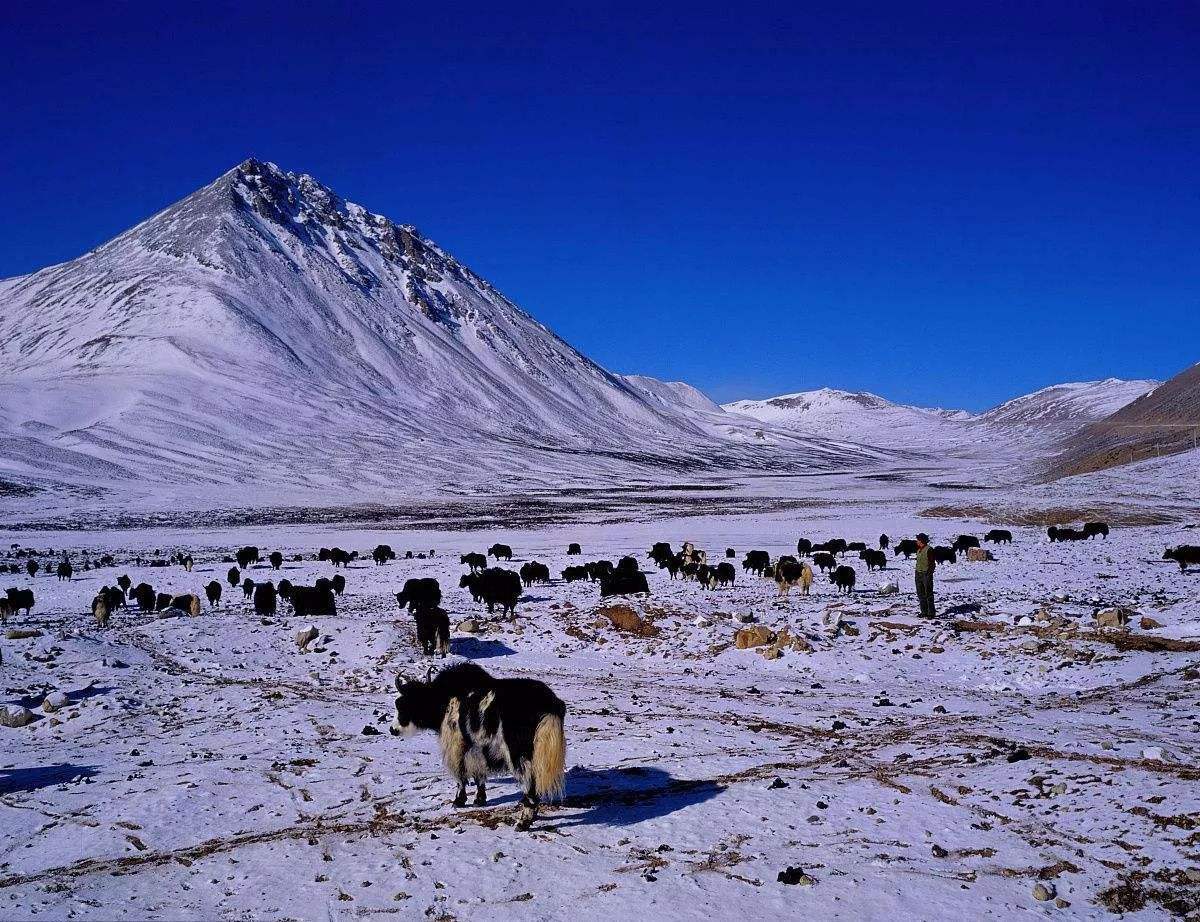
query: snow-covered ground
[{"left": 2, "top": 476, "right": 1199, "bottom": 920}]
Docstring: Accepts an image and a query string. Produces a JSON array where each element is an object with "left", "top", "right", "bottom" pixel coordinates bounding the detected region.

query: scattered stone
[
  {"left": 456, "top": 618, "right": 480, "bottom": 634},
  {"left": 600, "top": 605, "right": 659, "bottom": 637},
  {"left": 734, "top": 612, "right": 756, "bottom": 624},
  {"left": 966, "top": 547, "right": 994, "bottom": 562},
  {"left": 296, "top": 625, "right": 320, "bottom": 652},
  {"left": 1007, "top": 748, "right": 1032, "bottom": 763},
  {"left": 734, "top": 626, "right": 775, "bottom": 650},
  {"left": 42, "top": 692, "right": 69, "bottom": 714},
  {"left": 361, "top": 725, "right": 381, "bottom": 736},
  {"left": 768, "top": 777, "right": 789, "bottom": 789},
  {"left": 931, "top": 844, "right": 948, "bottom": 858},
  {"left": 878, "top": 580, "right": 899, "bottom": 596},
  {"left": 1095, "top": 607, "right": 1132, "bottom": 629},
  {"left": 1032, "top": 882, "right": 1056, "bottom": 902},
  {"left": 4, "top": 628, "right": 41, "bottom": 640},
  {"left": 0, "top": 706, "right": 35, "bottom": 728},
  {"left": 1139, "top": 616, "right": 1163, "bottom": 630}
]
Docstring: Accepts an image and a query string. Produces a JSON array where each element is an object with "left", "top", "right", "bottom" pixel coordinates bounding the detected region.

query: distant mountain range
[{"left": 0, "top": 159, "right": 1186, "bottom": 509}]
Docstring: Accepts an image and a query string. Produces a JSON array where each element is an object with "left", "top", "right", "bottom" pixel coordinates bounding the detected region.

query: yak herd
[{"left": 4, "top": 522, "right": 1200, "bottom": 654}]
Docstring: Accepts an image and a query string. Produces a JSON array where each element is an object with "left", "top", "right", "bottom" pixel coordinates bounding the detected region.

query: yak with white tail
[{"left": 390, "top": 662, "right": 566, "bottom": 831}]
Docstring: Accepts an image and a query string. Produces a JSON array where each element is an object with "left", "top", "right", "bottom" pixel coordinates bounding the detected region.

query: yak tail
[{"left": 531, "top": 713, "right": 566, "bottom": 801}]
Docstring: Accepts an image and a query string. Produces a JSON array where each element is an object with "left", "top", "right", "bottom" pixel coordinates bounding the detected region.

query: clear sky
[{"left": 3, "top": 1, "right": 1197, "bottom": 409}]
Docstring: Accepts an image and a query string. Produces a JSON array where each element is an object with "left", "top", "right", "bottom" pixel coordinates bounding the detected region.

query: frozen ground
[{"left": 2, "top": 481, "right": 1199, "bottom": 921}]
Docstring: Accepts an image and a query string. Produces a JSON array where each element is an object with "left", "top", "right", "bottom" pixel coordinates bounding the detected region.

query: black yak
[
  {"left": 1164, "top": 546, "right": 1200, "bottom": 572},
  {"left": 599, "top": 570, "right": 649, "bottom": 597},
  {"left": 830, "top": 565, "right": 857, "bottom": 594},
  {"left": 205, "top": 581, "right": 223, "bottom": 607},
  {"left": 879, "top": 534, "right": 889, "bottom": 550},
  {"left": 561, "top": 566, "right": 589, "bottom": 583},
  {"left": 812, "top": 552, "right": 836, "bottom": 573},
  {"left": 460, "top": 552, "right": 487, "bottom": 573},
  {"left": 133, "top": 583, "right": 155, "bottom": 612},
  {"left": 1083, "top": 522, "right": 1110, "bottom": 540},
  {"left": 932, "top": 546, "right": 957, "bottom": 565},
  {"left": 228, "top": 566, "right": 241, "bottom": 588},
  {"left": 952, "top": 535, "right": 980, "bottom": 555},
  {"left": 413, "top": 607, "right": 451, "bottom": 657},
  {"left": 372, "top": 544, "right": 397, "bottom": 565},
  {"left": 984, "top": 529, "right": 1013, "bottom": 544},
  {"left": 796, "top": 538, "right": 813, "bottom": 557},
  {"left": 117, "top": 574, "right": 132, "bottom": 596},
  {"left": 893, "top": 539, "right": 919, "bottom": 558},
  {"left": 397, "top": 578, "right": 443, "bottom": 612},
  {"left": 519, "top": 561, "right": 551, "bottom": 587},
  {"left": 242, "top": 577, "right": 255, "bottom": 599},
  {"left": 488, "top": 543, "right": 514, "bottom": 561},
  {"left": 5, "top": 588, "right": 34, "bottom": 616},
  {"left": 390, "top": 662, "right": 566, "bottom": 831},
  {"left": 56, "top": 561, "right": 72, "bottom": 581},
  {"left": 236, "top": 546, "right": 260, "bottom": 570},
  {"left": 253, "top": 581, "right": 277, "bottom": 615},
  {"left": 331, "top": 573, "right": 346, "bottom": 596},
  {"left": 567, "top": 543, "right": 582, "bottom": 556},
  {"left": 742, "top": 550, "right": 771, "bottom": 576},
  {"left": 289, "top": 585, "right": 336, "bottom": 618},
  {"left": 269, "top": 551, "right": 283, "bottom": 570},
  {"left": 860, "top": 549, "right": 887, "bottom": 571}
]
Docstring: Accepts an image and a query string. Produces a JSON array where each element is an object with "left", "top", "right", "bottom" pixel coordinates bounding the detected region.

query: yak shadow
[
  {"left": 543, "top": 766, "right": 723, "bottom": 829},
  {"left": 450, "top": 637, "right": 516, "bottom": 659},
  {"left": 0, "top": 764, "right": 99, "bottom": 795},
  {"left": 519, "top": 594, "right": 553, "bottom": 604},
  {"left": 944, "top": 602, "right": 983, "bottom": 616}
]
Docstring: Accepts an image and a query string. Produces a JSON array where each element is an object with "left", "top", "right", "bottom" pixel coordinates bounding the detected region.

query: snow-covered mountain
[
  {"left": 977, "top": 378, "right": 1159, "bottom": 427},
  {"left": 0, "top": 159, "right": 887, "bottom": 506},
  {"left": 723, "top": 380, "right": 1158, "bottom": 455}
]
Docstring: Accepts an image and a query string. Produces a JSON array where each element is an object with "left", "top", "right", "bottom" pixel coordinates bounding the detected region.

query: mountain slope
[
  {"left": 1047, "top": 364, "right": 1200, "bottom": 479},
  {"left": 0, "top": 160, "right": 888, "bottom": 505},
  {"left": 978, "top": 378, "right": 1158, "bottom": 427}
]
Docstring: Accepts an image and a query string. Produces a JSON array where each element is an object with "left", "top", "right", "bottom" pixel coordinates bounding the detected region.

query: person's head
[{"left": 916, "top": 533, "right": 929, "bottom": 547}]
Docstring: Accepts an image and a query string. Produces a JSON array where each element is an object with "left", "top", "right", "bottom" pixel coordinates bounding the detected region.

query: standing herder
[{"left": 914, "top": 532, "right": 935, "bottom": 617}]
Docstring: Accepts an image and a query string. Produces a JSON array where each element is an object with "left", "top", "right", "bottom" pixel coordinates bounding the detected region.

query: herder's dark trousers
[{"left": 915, "top": 569, "right": 935, "bottom": 617}]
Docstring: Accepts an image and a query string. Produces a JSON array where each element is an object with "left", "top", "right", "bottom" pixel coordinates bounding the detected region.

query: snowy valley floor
[{"left": 1, "top": 503, "right": 1199, "bottom": 921}]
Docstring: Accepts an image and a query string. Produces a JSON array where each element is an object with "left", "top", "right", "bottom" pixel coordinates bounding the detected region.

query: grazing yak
[
  {"left": 100, "top": 586, "right": 126, "bottom": 613},
  {"left": 742, "top": 550, "right": 771, "bottom": 576},
  {"left": 277, "top": 579, "right": 294, "bottom": 599},
  {"left": 616, "top": 556, "right": 639, "bottom": 574},
  {"left": 775, "top": 559, "right": 812, "bottom": 596},
  {"left": 26, "top": 560, "right": 39, "bottom": 578},
  {"left": 227, "top": 566, "right": 241, "bottom": 588},
  {"left": 117, "top": 574, "right": 132, "bottom": 596},
  {"left": 952, "top": 535, "right": 980, "bottom": 555},
  {"left": 405, "top": 551, "right": 414, "bottom": 559},
  {"left": 56, "top": 561, "right": 72, "bottom": 581},
  {"left": 879, "top": 534, "right": 890, "bottom": 550},
  {"left": 242, "top": 577, "right": 255, "bottom": 599},
  {"left": 725, "top": 548, "right": 736, "bottom": 558},
  {"left": 699, "top": 562, "right": 735, "bottom": 589},
  {"left": 181, "top": 555, "right": 194, "bottom": 572},
  {"left": 269, "top": 551, "right": 283, "bottom": 570},
  {"left": 397, "top": 578, "right": 443, "bottom": 612},
  {"left": 133, "top": 583, "right": 155, "bottom": 612},
  {"left": 331, "top": 574, "right": 346, "bottom": 595},
  {"left": 519, "top": 562, "right": 551, "bottom": 588},
  {"left": 328, "top": 548, "right": 353, "bottom": 568},
  {"left": 461, "top": 569, "right": 522, "bottom": 617},
  {"left": 1083, "top": 521, "right": 1110, "bottom": 540},
  {"left": 391, "top": 662, "right": 566, "bottom": 831},
  {"left": 984, "top": 529, "right": 1013, "bottom": 544},
  {"left": 158, "top": 594, "right": 202, "bottom": 616},
  {"left": 860, "top": 549, "right": 887, "bottom": 571},
  {"left": 567, "top": 543, "right": 582, "bottom": 556},
  {"left": 932, "top": 546, "right": 957, "bottom": 565},
  {"left": 812, "top": 552, "right": 837, "bottom": 573},
  {"left": 287, "top": 585, "right": 336, "bottom": 618},
  {"left": 254, "top": 581, "right": 277, "bottom": 615},
  {"left": 372, "top": 545, "right": 397, "bottom": 565},
  {"left": 795, "top": 538, "right": 813, "bottom": 557},
  {"left": 5, "top": 588, "right": 34, "bottom": 616},
  {"left": 561, "top": 565, "right": 589, "bottom": 583},
  {"left": 585, "top": 560, "right": 614, "bottom": 581},
  {"left": 893, "top": 539, "right": 919, "bottom": 559},
  {"left": 847, "top": 541, "right": 868, "bottom": 553},
  {"left": 488, "top": 543, "right": 514, "bottom": 562},
  {"left": 713, "top": 561, "right": 736, "bottom": 587},
  {"left": 236, "top": 546, "right": 260, "bottom": 570},
  {"left": 413, "top": 607, "right": 451, "bottom": 657},
  {"left": 600, "top": 570, "right": 650, "bottom": 597},
  {"left": 460, "top": 552, "right": 487, "bottom": 573},
  {"left": 205, "top": 581, "right": 223, "bottom": 607},
  {"left": 1164, "top": 546, "right": 1200, "bottom": 572},
  {"left": 1049, "top": 526, "right": 1087, "bottom": 542},
  {"left": 647, "top": 542, "right": 674, "bottom": 567},
  {"left": 830, "top": 565, "right": 857, "bottom": 594}
]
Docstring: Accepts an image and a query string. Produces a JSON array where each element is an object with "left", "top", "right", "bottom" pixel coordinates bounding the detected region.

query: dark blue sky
[{"left": 3, "top": 1, "right": 1197, "bottom": 409}]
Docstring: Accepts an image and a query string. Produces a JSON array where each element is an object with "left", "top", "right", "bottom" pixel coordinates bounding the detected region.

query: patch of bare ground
[
  {"left": 951, "top": 619, "right": 1200, "bottom": 653},
  {"left": 919, "top": 504, "right": 1182, "bottom": 526}
]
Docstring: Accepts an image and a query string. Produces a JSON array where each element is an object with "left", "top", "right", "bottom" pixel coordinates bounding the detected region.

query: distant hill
[{"left": 1046, "top": 363, "right": 1200, "bottom": 479}]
